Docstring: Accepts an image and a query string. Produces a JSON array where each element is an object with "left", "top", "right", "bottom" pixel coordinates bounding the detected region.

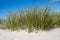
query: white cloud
[{"left": 52, "top": 0, "right": 60, "bottom": 2}]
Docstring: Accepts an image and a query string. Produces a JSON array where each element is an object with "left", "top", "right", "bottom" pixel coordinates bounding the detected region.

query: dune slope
[{"left": 0, "top": 28, "right": 60, "bottom": 40}]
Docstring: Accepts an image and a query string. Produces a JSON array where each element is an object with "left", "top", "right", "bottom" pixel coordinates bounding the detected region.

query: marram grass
[{"left": 1, "top": 8, "right": 60, "bottom": 32}]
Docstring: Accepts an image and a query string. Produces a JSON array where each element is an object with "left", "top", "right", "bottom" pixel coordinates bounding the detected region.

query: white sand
[{"left": 0, "top": 28, "right": 60, "bottom": 40}]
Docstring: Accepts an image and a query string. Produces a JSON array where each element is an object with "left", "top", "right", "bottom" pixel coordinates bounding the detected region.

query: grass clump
[
  {"left": 4, "top": 13, "right": 20, "bottom": 30},
  {"left": 2, "top": 8, "right": 60, "bottom": 32}
]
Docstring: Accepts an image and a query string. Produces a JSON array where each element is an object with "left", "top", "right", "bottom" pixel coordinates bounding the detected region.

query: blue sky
[{"left": 0, "top": 0, "right": 60, "bottom": 18}]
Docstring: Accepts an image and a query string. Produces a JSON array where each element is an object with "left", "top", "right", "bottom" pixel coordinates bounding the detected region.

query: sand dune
[{"left": 0, "top": 28, "right": 60, "bottom": 40}]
